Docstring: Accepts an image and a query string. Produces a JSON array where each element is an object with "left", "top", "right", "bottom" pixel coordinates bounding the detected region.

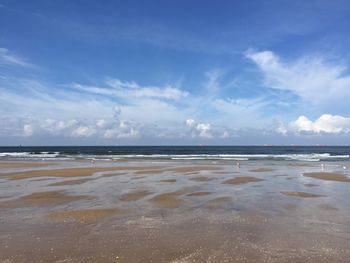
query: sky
[{"left": 1, "top": 0, "right": 350, "bottom": 145}]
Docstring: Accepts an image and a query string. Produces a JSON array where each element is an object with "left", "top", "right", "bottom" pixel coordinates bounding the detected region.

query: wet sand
[
  {"left": 223, "top": 176, "right": 263, "bottom": 185},
  {"left": 0, "top": 162, "right": 53, "bottom": 169},
  {"left": 280, "top": 191, "right": 325, "bottom": 198},
  {"left": 47, "top": 178, "right": 94, "bottom": 186},
  {"left": 250, "top": 168, "right": 274, "bottom": 172},
  {"left": 303, "top": 172, "right": 350, "bottom": 182},
  {"left": 150, "top": 189, "right": 189, "bottom": 208},
  {"left": 120, "top": 190, "right": 152, "bottom": 201},
  {"left": 159, "top": 178, "right": 177, "bottom": 183},
  {"left": 189, "top": 176, "right": 213, "bottom": 182},
  {"left": 0, "top": 190, "right": 93, "bottom": 208},
  {"left": 187, "top": 191, "right": 211, "bottom": 197},
  {"left": 47, "top": 208, "right": 129, "bottom": 224},
  {"left": 1, "top": 160, "right": 350, "bottom": 262}
]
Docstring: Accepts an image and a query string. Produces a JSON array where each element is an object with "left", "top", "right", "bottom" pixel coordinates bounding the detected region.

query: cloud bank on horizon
[{"left": 1, "top": 0, "right": 350, "bottom": 145}]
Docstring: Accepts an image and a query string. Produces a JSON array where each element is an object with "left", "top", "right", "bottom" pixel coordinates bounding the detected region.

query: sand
[
  {"left": 0, "top": 162, "right": 53, "bottom": 169},
  {"left": 204, "top": 196, "right": 232, "bottom": 209},
  {"left": 303, "top": 172, "right": 350, "bottom": 182},
  {"left": 160, "top": 178, "right": 177, "bottom": 183},
  {"left": 189, "top": 176, "right": 213, "bottom": 182},
  {"left": 169, "top": 166, "right": 224, "bottom": 173},
  {"left": 0, "top": 190, "right": 92, "bottom": 208},
  {"left": 2, "top": 160, "right": 350, "bottom": 262},
  {"left": 281, "top": 203, "right": 298, "bottom": 210},
  {"left": 0, "top": 166, "right": 163, "bottom": 180},
  {"left": 120, "top": 190, "right": 152, "bottom": 201},
  {"left": 250, "top": 168, "right": 274, "bottom": 172},
  {"left": 280, "top": 191, "right": 325, "bottom": 198},
  {"left": 223, "top": 176, "right": 263, "bottom": 185},
  {"left": 304, "top": 183, "right": 318, "bottom": 187},
  {"left": 187, "top": 191, "right": 211, "bottom": 197},
  {"left": 135, "top": 169, "right": 164, "bottom": 175},
  {"left": 47, "top": 208, "right": 129, "bottom": 224},
  {"left": 151, "top": 189, "right": 189, "bottom": 208},
  {"left": 47, "top": 178, "right": 94, "bottom": 186},
  {"left": 317, "top": 203, "right": 338, "bottom": 211}
]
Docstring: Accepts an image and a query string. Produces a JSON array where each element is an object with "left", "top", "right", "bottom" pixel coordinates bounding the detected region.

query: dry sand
[
  {"left": 223, "top": 176, "right": 263, "bottom": 185},
  {"left": 303, "top": 172, "right": 350, "bottom": 182}
]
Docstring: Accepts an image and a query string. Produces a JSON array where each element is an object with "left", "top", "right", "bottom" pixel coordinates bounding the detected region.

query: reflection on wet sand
[{"left": 120, "top": 190, "right": 152, "bottom": 201}]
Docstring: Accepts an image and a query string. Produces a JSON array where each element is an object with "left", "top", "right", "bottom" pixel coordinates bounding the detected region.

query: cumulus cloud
[
  {"left": 185, "top": 119, "right": 212, "bottom": 138},
  {"left": 278, "top": 114, "right": 350, "bottom": 134},
  {"left": 246, "top": 49, "right": 350, "bottom": 108},
  {"left": 185, "top": 119, "right": 232, "bottom": 139},
  {"left": 0, "top": 48, "right": 31, "bottom": 67}
]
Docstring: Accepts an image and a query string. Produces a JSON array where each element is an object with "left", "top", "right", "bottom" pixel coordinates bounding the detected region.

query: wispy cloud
[
  {"left": 0, "top": 48, "right": 32, "bottom": 67},
  {"left": 72, "top": 78, "right": 188, "bottom": 101},
  {"left": 246, "top": 50, "right": 350, "bottom": 110}
]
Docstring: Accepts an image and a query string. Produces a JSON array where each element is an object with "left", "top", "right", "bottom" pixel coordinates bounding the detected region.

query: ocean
[{"left": 0, "top": 146, "right": 349, "bottom": 162}]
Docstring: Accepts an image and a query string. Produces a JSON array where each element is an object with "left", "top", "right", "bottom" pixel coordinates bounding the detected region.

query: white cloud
[
  {"left": 185, "top": 119, "right": 195, "bottom": 128},
  {"left": 23, "top": 124, "right": 34, "bottom": 136},
  {"left": 72, "top": 78, "right": 188, "bottom": 101},
  {"left": 0, "top": 48, "right": 31, "bottom": 67},
  {"left": 246, "top": 50, "right": 350, "bottom": 108},
  {"left": 204, "top": 69, "right": 223, "bottom": 95},
  {"left": 279, "top": 114, "right": 350, "bottom": 134},
  {"left": 185, "top": 119, "right": 231, "bottom": 139},
  {"left": 196, "top": 123, "right": 212, "bottom": 138}
]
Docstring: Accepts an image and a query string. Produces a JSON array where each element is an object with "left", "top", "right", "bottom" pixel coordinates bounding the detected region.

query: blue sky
[{"left": 1, "top": 0, "right": 350, "bottom": 145}]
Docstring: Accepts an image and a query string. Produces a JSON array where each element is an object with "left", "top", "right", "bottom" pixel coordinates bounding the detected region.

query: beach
[{"left": 1, "top": 159, "right": 350, "bottom": 262}]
